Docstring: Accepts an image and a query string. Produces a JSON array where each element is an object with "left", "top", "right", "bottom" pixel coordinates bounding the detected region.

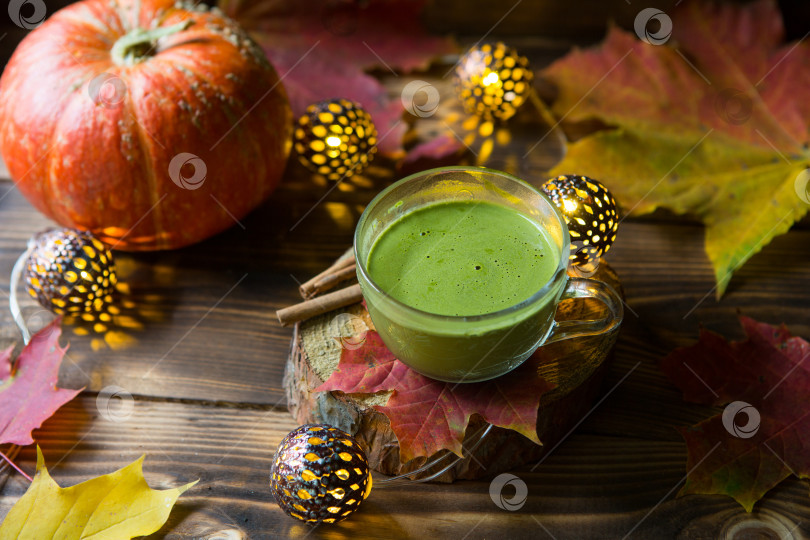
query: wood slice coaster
[{"left": 284, "top": 256, "right": 624, "bottom": 482}]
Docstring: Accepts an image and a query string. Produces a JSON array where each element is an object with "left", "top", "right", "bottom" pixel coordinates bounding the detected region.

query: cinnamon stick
[
  {"left": 277, "top": 284, "right": 363, "bottom": 327},
  {"left": 299, "top": 254, "right": 356, "bottom": 298},
  {"left": 305, "top": 263, "right": 357, "bottom": 298}
]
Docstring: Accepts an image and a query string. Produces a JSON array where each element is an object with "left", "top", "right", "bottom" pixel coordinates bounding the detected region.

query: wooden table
[{"left": 1, "top": 34, "right": 809, "bottom": 540}]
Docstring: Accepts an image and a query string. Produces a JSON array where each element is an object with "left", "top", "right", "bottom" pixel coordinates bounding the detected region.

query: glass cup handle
[{"left": 545, "top": 278, "right": 624, "bottom": 344}]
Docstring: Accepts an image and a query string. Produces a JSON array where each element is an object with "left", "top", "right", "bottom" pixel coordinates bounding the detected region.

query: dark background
[{"left": 2, "top": 0, "right": 809, "bottom": 69}]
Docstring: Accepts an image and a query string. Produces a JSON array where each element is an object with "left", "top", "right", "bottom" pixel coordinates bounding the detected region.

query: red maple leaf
[
  {"left": 0, "top": 320, "right": 82, "bottom": 446},
  {"left": 316, "top": 331, "right": 553, "bottom": 462},
  {"left": 400, "top": 132, "right": 466, "bottom": 175},
  {"left": 219, "top": 0, "right": 457, "bottom": 156},
  {"left": 660, "top": 316, "right": 810, "bottom": 511}
]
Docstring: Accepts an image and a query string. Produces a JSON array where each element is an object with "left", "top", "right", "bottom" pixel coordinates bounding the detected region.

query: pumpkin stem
[{"left": 111, "top": 20, "right": 193, "bottom": 66}]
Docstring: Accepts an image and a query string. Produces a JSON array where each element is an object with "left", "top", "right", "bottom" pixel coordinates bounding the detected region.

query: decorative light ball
[
  {"left": 270, "top": 423, "right": 372, "bottom": 524},
  {"left": 24, "top": 228, "right": 117, "bottom": 314},
  {"left": 294, "top": 99, "right": 378, "bottom": 181},
  {"left": 541, "top": 175, "right": 620, "bottom": 267},
  {"left": 455, "top": 42, "right": 533, "bottom": 121}
]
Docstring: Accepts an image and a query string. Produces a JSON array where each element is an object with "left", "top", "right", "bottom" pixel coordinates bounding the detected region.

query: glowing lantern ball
[
  {"left": 25, "top": 227, "right": 117, "bottom": 314},
  {"left": 294, "top": 99, "right": 378, "bottom": 181},
  {"left": 541, "top": 175, "right": 620, "bottom": 267},
  {"left": 270, "top": 424, "right": 372, "bottom": 524},
  {"left": 455, "top": 42, "right": 533, "bottom": 121}
]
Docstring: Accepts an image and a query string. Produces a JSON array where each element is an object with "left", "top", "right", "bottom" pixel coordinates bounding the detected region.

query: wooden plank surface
[
  {"left": 0, "top": 5, "right": 809, "bottom": 538},
  {"left": 2, "top": 182, "right": 808, "bottom": 406},
  {"left": 1, "top": 393, "right": 809, "bottom": 539},
  {"left": 1, "top": 145, "right": 810, "bottom": 539},
  {"left": 2, "top": 167, "right": 810, "bottom": 538}
]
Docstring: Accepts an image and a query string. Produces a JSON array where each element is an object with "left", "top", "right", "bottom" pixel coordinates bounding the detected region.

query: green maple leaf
[{"left": 541, "top": 0, "right": 810, "bottom": 296}]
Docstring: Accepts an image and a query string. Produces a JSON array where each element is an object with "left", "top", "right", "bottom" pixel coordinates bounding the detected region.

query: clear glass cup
[{"left": 354, "top": 166, "right": 623, "bottom": 383}]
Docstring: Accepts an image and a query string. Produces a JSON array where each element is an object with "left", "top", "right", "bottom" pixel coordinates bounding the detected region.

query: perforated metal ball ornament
[
  {"left": 455, "top": 42, "right": 533, "bottom": 121},
  {"left": 541, "top": 175, "right": 620, "bottom": 267},
  {"left": 294, "top": 99, "right": 378, "bottom": 181},
  {"left": 24, "top": 228, "right": 117, "bottom": 314},
  {"left": 271, "top": 423, "right": 372, "bottom": 524}
]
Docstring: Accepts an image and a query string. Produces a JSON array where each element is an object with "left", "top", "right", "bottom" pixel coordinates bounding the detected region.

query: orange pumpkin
[{"left": 0, "top": 0, "right": 292, "bottom": 250}]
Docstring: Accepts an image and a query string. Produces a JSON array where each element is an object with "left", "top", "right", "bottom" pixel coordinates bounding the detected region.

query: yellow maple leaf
[{"left": 0, "top": 447, "right": 197, "bottom": 539}]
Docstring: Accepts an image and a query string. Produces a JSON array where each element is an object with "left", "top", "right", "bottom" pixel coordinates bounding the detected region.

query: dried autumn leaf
[
  {"left": 0, "top": 320, "right": 82, "bottom": 446},
  {"left": 400, "top": 132, "right": 465, "bottom": 174},
  {"left": 0, "top": 447, "right": 197, "bottom": 539},
  {"left": 316, "top": 331, "right": 553, "bottom": 462},
  {"left": 219, "top": 0, "right": 457, "bottom": 155},
  {"left": 660, "top": 316, "right": 810, "bottom": 511},
  {"left": 541, "top": 0, "right": 810, "bottom": 297}
]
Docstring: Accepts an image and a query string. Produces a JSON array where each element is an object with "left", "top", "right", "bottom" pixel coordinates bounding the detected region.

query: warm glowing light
[
  {"left": 294, "top": 98, "right": 378, "bottom": 181},
  {"left": 482, "top": 72, "right": 499, "bottom": 86},
  {"left": 455, "top": 43, "right": 533, "bottom": 120},
  {"left": 563, "top": 199, "right": 578, "bottom": 213}
]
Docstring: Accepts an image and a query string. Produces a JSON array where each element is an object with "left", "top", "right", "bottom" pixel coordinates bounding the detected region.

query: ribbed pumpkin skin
[{"left": 0, "top": 0, "right": 292, "bottom": 250}]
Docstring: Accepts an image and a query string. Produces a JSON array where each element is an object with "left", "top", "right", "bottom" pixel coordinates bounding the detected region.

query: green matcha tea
[{"left": 367, "top": 200, "right": 559, "bottom": 316}]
